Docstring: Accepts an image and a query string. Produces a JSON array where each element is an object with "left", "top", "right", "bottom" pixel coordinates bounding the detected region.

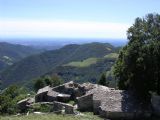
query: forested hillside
[
  {"left": 0, "top": 42, "right": 119, "bottom": 87},
  {"left": 0, "top": 42, "right": 42, "bottom": 71},
  {"left": 43, "top": 53, "right": 118, "bottom": 85}
]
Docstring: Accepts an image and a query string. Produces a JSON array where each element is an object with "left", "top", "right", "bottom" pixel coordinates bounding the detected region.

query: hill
[
  {"left": 0, "top": 42, "right": 42, "bottom": 71},
  {"left": 44, "top": 54, "right": 118, "bottom": 84},
  {"left": 0, "top": 42, "right": 119, "bottom": 87}
]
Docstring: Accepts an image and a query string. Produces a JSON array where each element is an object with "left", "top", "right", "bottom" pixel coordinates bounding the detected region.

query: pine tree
[{"left": 98, "top": 73, "right": 108, "bottom": 86}]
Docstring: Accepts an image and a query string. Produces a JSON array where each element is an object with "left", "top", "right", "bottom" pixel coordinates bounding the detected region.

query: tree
[
  {"left": 114, "top": 13, "right": 160, "bottom": 100},
  {"left": 45, "top": 74, "right": 63, "bottom": 87},
  {"left": 34, "top": 74, "right": 63, "bottom": 91},
  {"left": 0, "top": 85, "right": 28, "bottom": 114},
  {"left": 98, "top": 73, "right": 109, "bottom": 86},
  {"left": 34, "top": 78, "right": 46, "bottom": 91}
]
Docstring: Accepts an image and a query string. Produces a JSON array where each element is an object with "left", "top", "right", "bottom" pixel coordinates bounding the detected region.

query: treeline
[
  {"left": 34, "top": 74, "right": 63, "bottom": 91},
  {"left": 114, "top": 13, "right": 160, "bottom": 101}
]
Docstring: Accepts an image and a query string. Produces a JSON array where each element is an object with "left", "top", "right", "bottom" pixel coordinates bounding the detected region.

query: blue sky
[{"left": 0, "top": 0, "right": 160, "bottom": 39}]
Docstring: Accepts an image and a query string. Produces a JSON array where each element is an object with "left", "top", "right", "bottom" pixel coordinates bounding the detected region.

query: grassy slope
[
  {"left": 1, "top": 113, "right": 102, "bottom": 120},
  {"left": 64, "top": 58, "right": 98, "bottom": 67},
  {"left": 104, "top": 53, "right": 119, "bottom": 59},
  {"left": 65, "top": 52, "right": 119, "bottom": 68}
]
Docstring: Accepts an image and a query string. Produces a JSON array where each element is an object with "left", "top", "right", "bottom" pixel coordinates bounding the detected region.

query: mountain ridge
[
  {"left": 0, "top": 42, "right": 119, "bottom": 87},
  {"left": 0, "top": 42, "right": 42, "bottom": 71}
]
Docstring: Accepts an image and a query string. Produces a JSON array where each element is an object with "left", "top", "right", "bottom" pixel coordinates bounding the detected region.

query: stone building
[
  {"left": 17, "top": 81, "right": 154, "bottom": 119},
  {"left": 77, "top": 85, "right": 151, "bottom": 119},
  {"left": 35, "top": 86, "right": 52, "bottom": 102}
]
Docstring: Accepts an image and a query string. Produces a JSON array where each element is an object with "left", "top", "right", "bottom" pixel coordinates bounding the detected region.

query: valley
[{"left": 0, "top": 42, "right": 119, "bottom": 88}]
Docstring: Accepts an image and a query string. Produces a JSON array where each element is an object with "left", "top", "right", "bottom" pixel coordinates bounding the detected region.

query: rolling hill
[
  {"left": 45, "top": 53, "right": 118, "bottom": 84},
  {"left": 0, "top": 42, "right": 119, "bottom": 87},
  {"left": 0, "top": 42, "right": 42, "bottom": 71}
]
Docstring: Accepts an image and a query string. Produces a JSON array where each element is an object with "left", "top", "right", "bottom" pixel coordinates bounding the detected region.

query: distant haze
[
  {"left": 0, "top": 0, "right": 160, "bottom": 39},
  {"left": 0, "top": 38, "right": 127, "bottom": 50}
]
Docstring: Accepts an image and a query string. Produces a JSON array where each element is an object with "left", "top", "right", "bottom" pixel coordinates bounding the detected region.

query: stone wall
[
  {"left": 99, "top": 109, "right": 151, "bottom": 120},
  {"left": 52, "top": 81, "right": 85, "bottom": 100},
  {"left": 93, "top": 100, "right": 101, "bottom": 115},
  {"left": 17, "top": 98, "right": 35, "bottom": 112},
  {"left": 35, "top": 86, "right": 52, "bottom": 102},
  {"left": 151, "top": 95, "right": 160, "bottom": 116},
  {"left": 35, "top": 91, "right": 48, "bottom": 102},
  {"left": 77, "top": 94, "right": 93, "bottom": 111},
  {"left": 53, "top": 101, "right": 74, "bottom": 114}
]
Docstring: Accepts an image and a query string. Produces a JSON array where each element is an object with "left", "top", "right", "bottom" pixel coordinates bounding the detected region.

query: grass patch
[
  {"left": 29, "top": 103, "right": 53, "bottom": 113},
  {"left": 104, "top": 53, "right": 119, "bottom": 59},
  {"left": 64, "top": 58, "right": 98, "bottom": 67},
  {"left": 1, "top": 112, "right": 102, "bottom": 120},
  {"left": 67, "top": 100, "right": 75, "bottom": 105}
]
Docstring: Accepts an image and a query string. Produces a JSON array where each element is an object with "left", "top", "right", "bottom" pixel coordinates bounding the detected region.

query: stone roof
[
  {"left": 47, "top": 90, "right": 59, "bottom": 97},
  {"left": 47, "top": 89, "right": 71, "bottom": 98},
  {"left": 78, "top": 85, "right": 145, "bottom": 113},
  {"left": 37, "top": 86, "right": 52, "bottom": 94},
  {"left": 58, "top": 93, "right": 70, "bottom": 97},
  {"left": 86, "top": 85, "right": 111, "bottom": 97},
  {"left": 81, "top": 82, "right": 97, "bottom": 91},
  {"left": 100, "top": 90, "right": 144, "bottom": 112},
  {"left": 17, "top": 98, "right": 29, "bottom": 104},
  {"left": 17, "top": 97, "right": 34, "bottom": 105},
  {"left": 64, "top": 81, "right": 80, "bottom": 88}
]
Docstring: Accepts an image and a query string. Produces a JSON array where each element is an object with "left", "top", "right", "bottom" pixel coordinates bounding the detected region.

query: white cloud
[{"left": 0, "top": 20, "right": 130, "bottom": 38}]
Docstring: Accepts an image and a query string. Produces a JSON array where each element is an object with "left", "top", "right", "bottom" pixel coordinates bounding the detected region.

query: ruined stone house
[
  {"left": 77, "top": 85, "right": 151, "bottom": 119},
  {"left": 18, "top": 81, "right": 157, "bottom": 119}
]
